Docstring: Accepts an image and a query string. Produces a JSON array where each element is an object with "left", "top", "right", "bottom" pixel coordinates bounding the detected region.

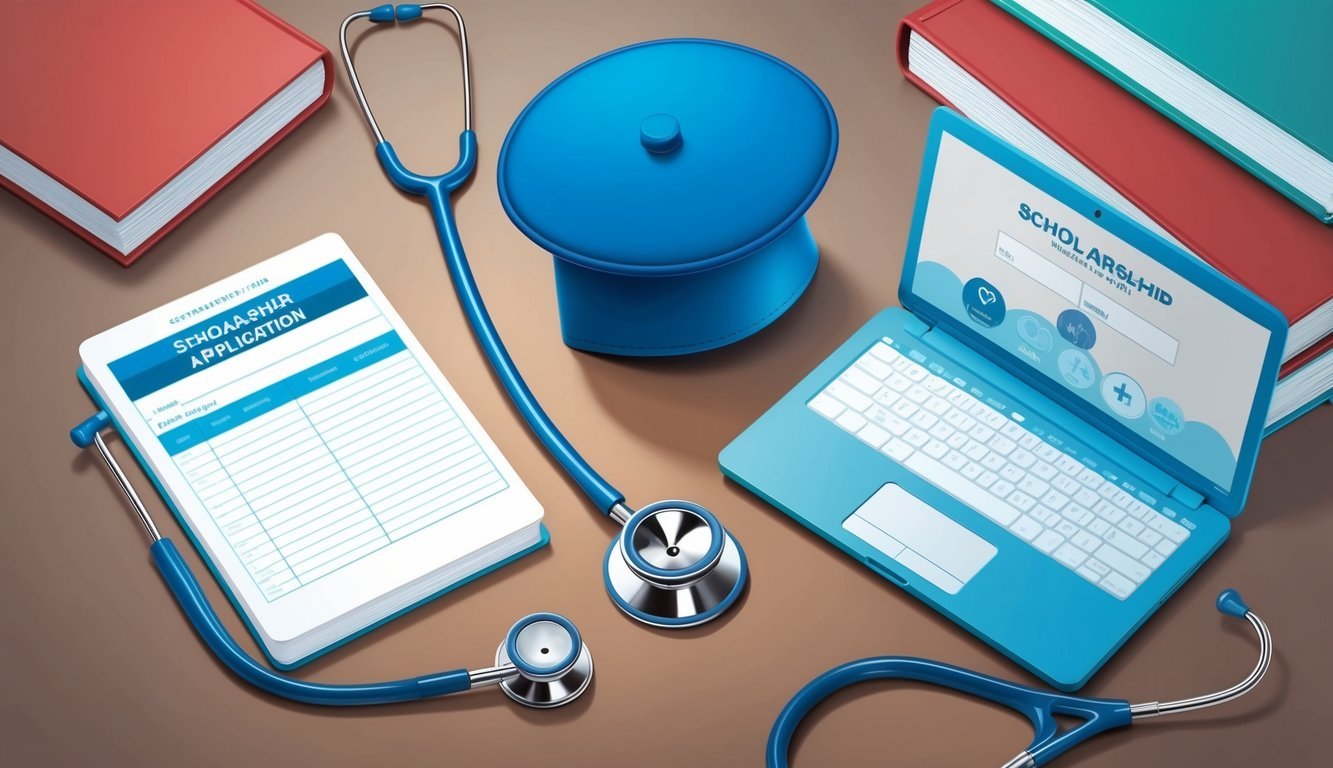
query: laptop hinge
[
  {"left": 904, "top": 315, "right": 932, "bottom": 338},
  {"left": 1167, "top": 483, "right": 1205, "bottom": 511}
]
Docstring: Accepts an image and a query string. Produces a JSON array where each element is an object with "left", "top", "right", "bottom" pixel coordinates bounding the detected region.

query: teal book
[{"left": 991, "top": 0, "right": 1333, "bottom": 223}]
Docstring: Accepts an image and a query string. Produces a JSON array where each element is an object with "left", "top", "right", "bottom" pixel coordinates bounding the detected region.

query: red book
[
  {"left": 895, "top": 0, "right": 1333, "bottom": 391},
  {"left": 0, "top": 0, "right": 332, "bottom": 266}
]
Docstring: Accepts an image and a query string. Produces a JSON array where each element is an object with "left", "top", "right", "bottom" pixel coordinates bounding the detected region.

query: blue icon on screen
[
  {"left": 1017, "top": 315, "right": 1054, "bottom": 352},
  {"left": 1058, "top": 348, "right": 1096, "bottom": 390},
  {"left": 1057, "top": 308, "right": 1097, "bottom": 350},
  {"left": 1149, "top": 397, "right": 1185, "bottom": 435},
  {"left": 1100, "top": 372, "right": 1145, "bottom": 419},
  {"left": 963, "top": 277, "right": 1005, "bottom": 328}
]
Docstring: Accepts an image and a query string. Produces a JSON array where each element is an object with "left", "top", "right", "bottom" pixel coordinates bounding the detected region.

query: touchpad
[{"left": 843, "top": 483, "right": 997, "bottom": 595}]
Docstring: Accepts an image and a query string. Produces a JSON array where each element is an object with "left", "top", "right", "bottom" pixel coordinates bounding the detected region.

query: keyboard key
[
  {"left": 903, "top": 428, "right": 930, "bottom": 448},
  {"left": 1098, "top": 545, "right": 1152, "bottom": 582},
  {"left": 924, "top": 376, "right": 952, "bottom": 394},
  {"left": 1076, "top": 468, "right": 1103, "bottom": 488},
  {"left": 1072, "top": 488, "right": 1099, "bottom": 507},
  {"left": 999, "top": 421, "right": 1025, "bottom": 440},
  {"left": 923, "top": 440, "right": 950, "bottom": 460},
  {"left": 945, "top": 432, "right": 969, "bottom": 449},
  {"left": 943, "top": 410, "right": 975, "bottom": 430},
  {"left": 902, "top": 364, "right": 928, "bottom": 382},
  {"left": 1102, "top": 529, "right": 1150, "bottom": 561},
  {"left": 855, "top": 354, "right": 893, "bottom": 381},
  {"left": 1137, "top": 527, "right": 1163, "bottom": 548},
  {"left": 975, "top": 470, "right": 998, "bottom": 489},
  {"left": 1100, "top": 571, "right": 1136, "bottom": 599},
  {"left": 987, "top": 435, "right": 1017, "bottom": 456},
  {"left": 928, "top": 422, "right": 954, "bottom": 441},
  {"left": 841, "top": 366, "right": 881, "bottom": 395},
  {"left": 925, "top": 396, "right": 951, "bottom": 416},
  {"left": 1140, "top": 550, "right": 1166, "bottom": 570},
  {"left": 891, "top": 399, "right": 919, "bottom": 419},
  {"left": 1083, "top": 558, "right": 1110, "bottom": 577},
  {"left": 1016, "top": 432, "right": 1041, "bottom": 450},
  {"left": 873, "top": 388, "right": 902, "bottom": 408},
  {"left": 902, "top": 453, "right": 1019, "bottom": 526},
  {"left": 827, "top": 380, "right": 873, "bottom": 412},
  {"left": 1053, "top": 543, "right": 1088, "bottom": 569},
  {"left": 856, "top": 423, "right": 890, "bottom": 449},
  {"left": 988, "top": 480, "right": 1015, "bottom": 499},
  {"left": 1154, "top": 538, "right": 1178, "bottom": 557},
  {"left": 1040, "top": 490, "right": 1069, "bottom": 511},
  {"left": 1054, "top": 519, "right": 1079, "bottom": 538},
  {"left": 999, "top": 464, "right": 1024, "bottom": 483},
  {"left": 1117, "top": 517, "right": 1146, "bottom": 537},
  {"left": 1033, "top": 442, "right": 1061, "bottom": 462},
  {"left": 1016, "top": 475, "right": 1050, "bottom": 498},
  {"left": 1076, "top": 564, "right": 1104, "bottom": 584},
  {"left": 1072, "top": 530, "right": 1101, "bottom": 553},
  {"left": 881, "top": 438, "right": 914, "bottom": 463},
  {"left": 1146, "top": 513, "right": 1189, "bottom": 544},
  {"left": 835, "top": 410, "right": 867, "bottom": 433},
  {"left": 942, "top": 450, "right": 969, "bottom": 471},
  {"left": 1006, "top": 491, "right": 1037, "bottom": 512},
  {"left": 1052, "top": 475, "right": 1080, "bottom": 496},
  {"left": 1033, "top": 529, "right": 1064, "bottom": 554},
  {"left": 1010, "top": 515, "right": 1042, "bottom": 541},
  {"left": 967, "top": 423, "right": 996, "bottom": 442},
  {"left": 963, "top": 440, "right": 989, "bottom": 461},
  {"left": 886, "top": 373, "right": 912, "bottom": 392},
  {"left": 1087, "top": 518, "right": 1110, "bottom": 536},
  {"left": 1031, "top": 461, "right": 1058, "bottom": 481},
  {"left": 975, "top": 405, "right": 1007, "bottom": 430},
  {"left": 980, "top": 453, "right": 1007, "bottom": 472},
  {"left": 910, "top": 410, "right": 938, "bottom": 430},
  {"left": 869, "top": 342, "right": 900, "bottom": 364},
  {"left": 1008, "top": 449, "right": 1036, "bottom": 468},
  {"left": 1092, "top": 499, "right": 1125, "bottom": 524},
  {"left": 1054, "top": 455, "right": 1083, "bottom": 475},
  {"left": 1124, "top": 500, "right": 1150, "bottom": 520},
  {"left": 809, "top": 393, "right": 845, "bottom": 419},
  {"left": 906, "top": 385, "right": 931, "bottom": 403},
  {"left": 960, "top": 462, "right": 982, "bottom": 480},
  {"left": 1064, "top": 505, "right": 1093, "bottom": 526}
]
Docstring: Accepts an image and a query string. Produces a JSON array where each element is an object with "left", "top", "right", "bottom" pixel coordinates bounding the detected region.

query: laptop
[{"left": 720, "top": 108, "right": 1287, "bottom": 690}]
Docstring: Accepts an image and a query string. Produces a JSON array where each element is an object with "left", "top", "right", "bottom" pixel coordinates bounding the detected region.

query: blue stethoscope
[
  {"left": 339, "top": 4, "right": 748, "bottom": 628},
  {"left": 767, "top": 589, "right": 1273, "bottom": 767}
]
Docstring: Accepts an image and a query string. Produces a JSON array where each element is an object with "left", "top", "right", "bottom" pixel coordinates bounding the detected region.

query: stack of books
[{"left": 897, "top": 0, "right": 1333, "bottom": 433}]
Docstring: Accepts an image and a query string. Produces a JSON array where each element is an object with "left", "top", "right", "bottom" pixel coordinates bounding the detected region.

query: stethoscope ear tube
[{"left": 151, "top": 538, "right": 472, "bottom": 705}]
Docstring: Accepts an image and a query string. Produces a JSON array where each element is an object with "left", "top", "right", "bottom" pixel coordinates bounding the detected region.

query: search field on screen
[{"left": 994, "top": 232, "right": 1179, "bottom": 365}]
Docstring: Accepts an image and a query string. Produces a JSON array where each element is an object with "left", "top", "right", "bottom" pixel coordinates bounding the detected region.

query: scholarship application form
[{"left": 79, "top": 234, "right": 542, "bottom": 663}]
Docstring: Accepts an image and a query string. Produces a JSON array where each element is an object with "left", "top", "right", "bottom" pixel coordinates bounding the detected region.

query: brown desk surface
[{"left": 2, "top": 1, "right": 1329, "bottom": 765}]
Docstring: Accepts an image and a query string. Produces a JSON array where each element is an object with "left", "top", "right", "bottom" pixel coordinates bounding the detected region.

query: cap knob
[{"left": 640, "top": 113, "right": 682, "bottom": 154}]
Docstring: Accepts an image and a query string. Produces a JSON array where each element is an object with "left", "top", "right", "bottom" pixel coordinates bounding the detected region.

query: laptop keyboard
[{"left": 809, "top": 337, "right": 1190, "bottom": 601}]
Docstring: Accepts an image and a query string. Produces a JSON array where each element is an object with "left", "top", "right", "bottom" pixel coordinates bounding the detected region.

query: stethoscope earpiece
[
  {"left": 603, "top": 501, "right": 748, "bottom": 628},
  {"left": 495, "top": 613, "right": 594, "bottom": 708}
]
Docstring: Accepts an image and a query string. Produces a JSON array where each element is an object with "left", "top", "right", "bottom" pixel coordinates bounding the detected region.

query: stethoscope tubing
[
  {"left": 765, "top": 657, "right": 1131, "bottom": 768},
  {"left": 374, "top": 137, "right": 625, "bottom": 514},
  {"left": 153, "top": 538, "right": 473, "bottom": 705}
]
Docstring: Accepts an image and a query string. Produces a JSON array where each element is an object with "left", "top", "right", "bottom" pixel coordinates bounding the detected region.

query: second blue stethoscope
[
  {"left": 339, "top": 3, "right": 749, "bottom": 629},
  {"left": 767, "top": 588, "right": 1273, "bottom": 767}
]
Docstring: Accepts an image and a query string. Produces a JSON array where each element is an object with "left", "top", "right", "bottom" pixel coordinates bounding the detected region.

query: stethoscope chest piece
[
  {"left": 604, "top": 501, "right": 748, "bottom": 627},
  {"left": 495, "top": 613, "right": 594, "bottom": 708}
]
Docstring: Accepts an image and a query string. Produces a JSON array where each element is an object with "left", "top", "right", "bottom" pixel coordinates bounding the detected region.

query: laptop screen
[{"left": 906, "top": 129, "right": 1274, "bottom": 495}]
